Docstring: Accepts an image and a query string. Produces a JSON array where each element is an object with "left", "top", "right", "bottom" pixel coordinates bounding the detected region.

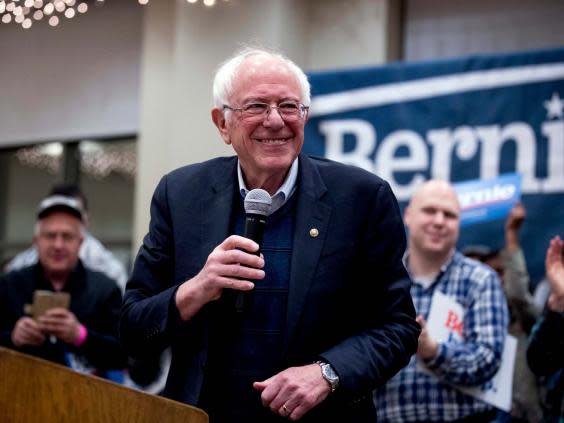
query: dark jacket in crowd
[
  {"left": 527, "top": 310, "right": 564, "bottom": 422},
  {"left": 0, "top": 261, "right": 126, "bottom": 371}
]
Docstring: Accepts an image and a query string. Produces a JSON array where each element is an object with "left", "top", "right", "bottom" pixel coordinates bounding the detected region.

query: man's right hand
[
  {"left": 175, "top": 235, "right": 265, "bottom": 321},
  {"left": 11, "top": 316, "right": 46, "bottom": 347}
]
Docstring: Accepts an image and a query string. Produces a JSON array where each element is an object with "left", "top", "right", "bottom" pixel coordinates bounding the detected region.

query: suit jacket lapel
[
  {"left": 284, "top": 154, "right": 332, "bottom": 351},
  {"left": 200, "top": 159, "right": 237, "bottom": 264}
]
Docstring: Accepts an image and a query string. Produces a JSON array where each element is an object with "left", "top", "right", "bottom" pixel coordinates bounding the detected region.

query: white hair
[{"left": 212, "top": 47, "right": 311, "bottom": 109}]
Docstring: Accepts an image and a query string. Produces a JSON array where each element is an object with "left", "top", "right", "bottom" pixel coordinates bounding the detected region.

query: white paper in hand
[{"left": 422, "top": 291, "right": 516, "bottom": 412}]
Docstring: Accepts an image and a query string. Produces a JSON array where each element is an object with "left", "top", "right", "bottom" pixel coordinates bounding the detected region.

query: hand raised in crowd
[
  {"left": 11, "top": 316, "right": 46, "bottom": 347},
  {"left": 253, "top": 364, "right": 330, "bottom": 421},
  {"left": 505, "top": 203, "right": 526, "bottom": 252},
  {"left": 545, "top": 235, "right": 564, "bottom": 312},
  {"left": 175, "top": 235, "right": 265, "bottom": 321},
  {"left": 38, "top": 308, "right": 81, "bottom": 344},
  {"left": 416, "top": 315, "right": 438, "bottom": 361}
]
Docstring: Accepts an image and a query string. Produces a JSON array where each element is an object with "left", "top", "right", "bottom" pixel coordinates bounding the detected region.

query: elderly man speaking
[{"left": 120, "top": 48, "right": 420, "bottom": 422}]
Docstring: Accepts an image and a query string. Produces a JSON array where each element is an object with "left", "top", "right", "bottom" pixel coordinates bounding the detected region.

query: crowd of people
[{"left": 0, "top": 47, "right": 562, "bottom": 422}]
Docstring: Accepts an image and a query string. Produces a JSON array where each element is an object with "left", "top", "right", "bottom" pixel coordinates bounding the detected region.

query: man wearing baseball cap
[
  {"left": 7, "top": 183, "right": 128, "bottom": 292},
  {"left": 0, "top": 195, "right": 125, "bottom": 374}
]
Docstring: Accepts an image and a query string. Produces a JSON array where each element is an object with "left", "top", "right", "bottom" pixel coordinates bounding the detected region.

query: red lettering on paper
[{"left": 444, "top": 310, "right": 464, "bottom": 337}]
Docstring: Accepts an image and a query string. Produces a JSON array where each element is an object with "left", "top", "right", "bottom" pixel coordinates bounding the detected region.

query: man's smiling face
[{"left": 216, "top": 55, "right": 306, "bottom": 189}]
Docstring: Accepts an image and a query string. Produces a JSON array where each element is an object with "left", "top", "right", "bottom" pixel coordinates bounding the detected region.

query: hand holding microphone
[
  {"left": 237, "top": 189, "right": 273, "bottom": 312},
  {"left": 175, "top": 189, "right": 272, "bottom": 320},
  {"left": 242, "top": 189, "right": 273, "bottom": 255}
]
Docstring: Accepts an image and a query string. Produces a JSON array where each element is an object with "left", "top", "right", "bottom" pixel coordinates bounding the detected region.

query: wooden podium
[{"left": 0, "top": 347, "right": 208, "bottom": 423}]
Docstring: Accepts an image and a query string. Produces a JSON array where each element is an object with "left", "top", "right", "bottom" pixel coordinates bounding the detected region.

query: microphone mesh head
[{"left": 244, "top": 189, "right": 273, "bottom": 216}]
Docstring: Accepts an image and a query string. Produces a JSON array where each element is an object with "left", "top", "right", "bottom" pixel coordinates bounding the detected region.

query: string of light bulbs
[{"left": 0, "top": 0, "right": 229, "bottom": 29}]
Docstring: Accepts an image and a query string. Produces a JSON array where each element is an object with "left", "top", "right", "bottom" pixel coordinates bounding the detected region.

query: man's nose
[
  {"left": 263, "top": 106, "right": 285, "bottom": 129},
  {"left": 433, "top": 212, "right": 445, "bottom": 225},
  {"left": 52, "top": 235, "right": 65, "bottom": 248}
]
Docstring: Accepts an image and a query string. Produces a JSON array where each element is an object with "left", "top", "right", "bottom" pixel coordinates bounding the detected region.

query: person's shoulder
[
  {"left": 5, "top": 246, "right": 38, "bottom": 272},
  {"left": 306, "top": 155, "right": 386, "bottom": 183},
  {"left": 81, "top": 233, "right": 122, "bottom": 265},
  {"left": 453, "top": 251, "right": 500, "bottom": 286},
  {"left": 304, "top": 155, "right": 391, "bottom": 199},
  {"left": 166, "top": 156, "right": 237, "bottom": 182},
  {"left": 152, "top": 156, "right": 236, "bottom": 205},
  {"left": 0, "top": 265, "right": 36, "bottom": 290},
  {"left": 83, "top": 266, "right": 121, "bottom": 294}
]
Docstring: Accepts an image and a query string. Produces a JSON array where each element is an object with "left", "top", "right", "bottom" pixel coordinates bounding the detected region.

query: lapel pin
[{"left": 309, "top": 228, "right": 319, "bottom": 238}]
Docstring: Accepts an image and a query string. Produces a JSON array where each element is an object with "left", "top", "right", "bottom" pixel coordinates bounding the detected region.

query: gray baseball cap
[{"left": 37, "top": 195, "right": 84, "bottom": 222}]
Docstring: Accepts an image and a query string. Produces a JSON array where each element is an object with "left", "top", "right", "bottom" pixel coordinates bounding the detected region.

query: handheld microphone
[{"left": 236, "top": 188, "right": 272, "bottom": 313}]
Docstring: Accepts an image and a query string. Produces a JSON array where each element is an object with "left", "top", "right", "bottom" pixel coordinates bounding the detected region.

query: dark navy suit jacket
[{"left": 120, "top": 153, "right": 419, "bottom": 421}]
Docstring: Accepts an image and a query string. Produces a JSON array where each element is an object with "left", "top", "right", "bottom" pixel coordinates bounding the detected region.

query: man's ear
[{"left": 211, "top": 108, "right": 231, "bottom": 145}]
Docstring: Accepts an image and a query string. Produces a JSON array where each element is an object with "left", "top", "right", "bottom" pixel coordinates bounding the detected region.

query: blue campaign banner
[
  {"left": 454, "top": 173, "right": 522, "bottom": 226},
  {"left": 303, "top": 47, "right": 564, "bottom": 283}
]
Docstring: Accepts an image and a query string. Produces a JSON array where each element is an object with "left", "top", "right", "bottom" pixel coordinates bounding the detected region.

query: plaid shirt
[{"left": 374, "top": 251, "right": 509, "bottom": 422}]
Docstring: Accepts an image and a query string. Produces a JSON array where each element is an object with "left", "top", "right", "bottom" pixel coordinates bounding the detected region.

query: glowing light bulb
[
  {"left": 43, "top": 2, "right": 54, "bottom": 14},
  {"left": 54, "top": 0, "right": 65, "bottom": 12}
]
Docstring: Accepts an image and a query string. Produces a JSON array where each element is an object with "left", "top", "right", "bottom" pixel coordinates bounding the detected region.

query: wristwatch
[{"left": 315, "top": 360, "right": 340, "bottom": 393}]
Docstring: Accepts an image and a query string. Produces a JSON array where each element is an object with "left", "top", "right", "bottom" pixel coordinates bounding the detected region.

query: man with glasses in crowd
[
  {"left": 0, "top": 195, "right": 125, "bottom": 374},
  {"left": 7, "top": 183, "right": 128, "bottom": 292},
  {"left": 120, "top": 47, "right": 420, "bottom": 422}
]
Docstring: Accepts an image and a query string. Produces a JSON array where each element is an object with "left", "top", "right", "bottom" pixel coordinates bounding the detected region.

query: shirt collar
[
  {"left": 237, "top": 158, "right": 299, "bottom": 214},
  {"left": 403, "top": 249, "right": 456, "bottom": 287}
]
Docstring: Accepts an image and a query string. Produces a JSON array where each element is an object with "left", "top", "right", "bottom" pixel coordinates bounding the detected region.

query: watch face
[
  {"left": 323, "top": 365, "right": 338, "bottom": 381},
  {"left": 316, "top": 361, "right": 339, "bottom": 391},
  {"left": 321, "top": 363, "right": 339, "bottom": 390}
]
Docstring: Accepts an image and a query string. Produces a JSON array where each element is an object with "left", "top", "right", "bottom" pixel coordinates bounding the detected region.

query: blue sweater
[{"left": 198, "top": 192, "right": 297, "bottom": 422}]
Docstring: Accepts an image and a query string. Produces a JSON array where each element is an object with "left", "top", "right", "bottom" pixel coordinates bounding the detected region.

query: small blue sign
[{"left": 454, "top": 173, "right": 522, "bottom": 226}]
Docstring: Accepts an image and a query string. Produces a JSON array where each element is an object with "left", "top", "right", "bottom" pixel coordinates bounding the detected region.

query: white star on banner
[{"left": 544, "top": 92, "right": 564, "bottom": 119}]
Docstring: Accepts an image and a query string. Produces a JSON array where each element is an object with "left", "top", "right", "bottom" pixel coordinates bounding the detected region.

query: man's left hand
[
  {"left": 38, "top": 308, "right": 81, "bottom": 344},
  {"left": 253, "top": 364, "right": 331, "bottom": 421}
]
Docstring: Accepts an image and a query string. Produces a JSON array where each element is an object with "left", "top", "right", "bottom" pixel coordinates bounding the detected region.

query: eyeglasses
[
  {"left": 40, "top": 231, "right": 80, "bottom": 244},
  {"left": 223, "top": 101, "right": 309, "bottom": 122}
]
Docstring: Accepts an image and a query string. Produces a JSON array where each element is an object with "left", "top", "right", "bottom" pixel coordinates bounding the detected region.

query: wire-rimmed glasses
[{"left": 223, "top": 101, "right": 309, "bottom": 122}]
